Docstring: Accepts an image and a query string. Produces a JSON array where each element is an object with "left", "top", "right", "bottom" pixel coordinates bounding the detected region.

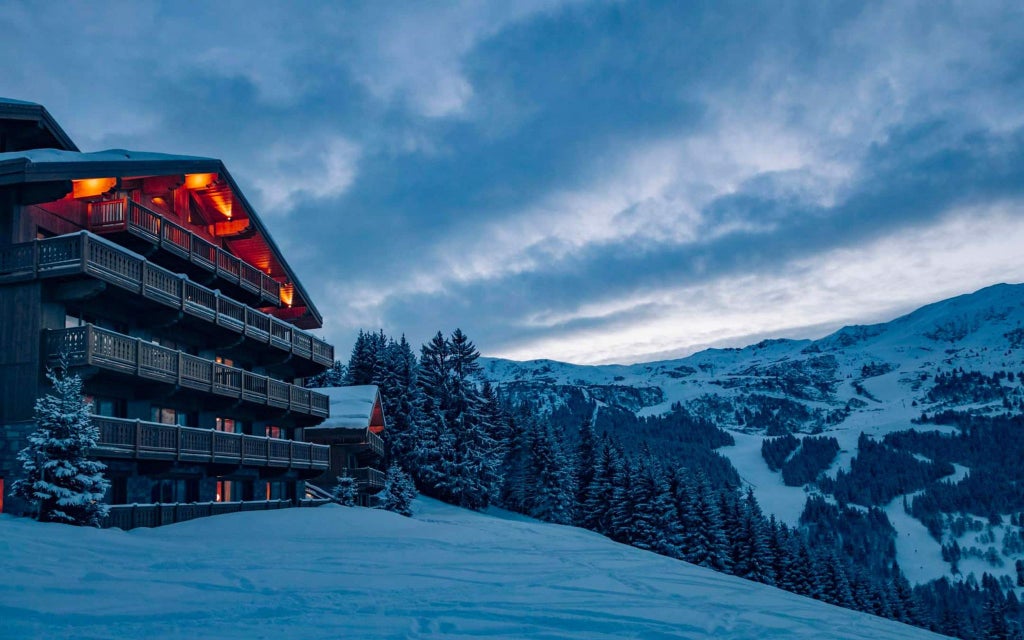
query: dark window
[
  {"left": 93, "top": 397, "right": 126, "bottom": 418},
  {"left": 150, "top": 478, "right": 198, "bottom": 503},
  {"left": 110, "top": 477, "right": 128, "bottom": 504}
]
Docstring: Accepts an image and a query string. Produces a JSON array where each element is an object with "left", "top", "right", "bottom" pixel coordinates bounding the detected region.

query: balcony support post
[{"left": 81, "top": 233, "right": 89, "bottom": 271}]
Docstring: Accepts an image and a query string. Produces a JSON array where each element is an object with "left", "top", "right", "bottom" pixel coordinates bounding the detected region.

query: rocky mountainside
[{"left": 482, "top": 282, "right": 1024, "bottom": 589}]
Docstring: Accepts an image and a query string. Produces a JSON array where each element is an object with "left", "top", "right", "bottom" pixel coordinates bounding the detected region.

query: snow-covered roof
[
  {"left": 0, "top": 97, "right": 42, "bottom": 107},
  {"left": 308, "top": 385, "right": 383, "bottom": 430},
  {"left": 0, "top": 148, "right": 215, "bottom": 164}
]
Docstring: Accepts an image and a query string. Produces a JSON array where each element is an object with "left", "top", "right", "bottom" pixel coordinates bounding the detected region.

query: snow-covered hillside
[
  {"left": 484, "top": 283, "right": 1024, "bottom": 423},
  {"left": 0, "top": 500, "right": 945, "bottom": 639},
  {"left": 482, "top": 282, "right": 1024, "bottom": 588}
]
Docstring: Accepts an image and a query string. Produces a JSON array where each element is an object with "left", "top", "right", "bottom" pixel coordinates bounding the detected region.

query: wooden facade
[{"left": 0, "top": 98, "right": 339, "bottom": 526}]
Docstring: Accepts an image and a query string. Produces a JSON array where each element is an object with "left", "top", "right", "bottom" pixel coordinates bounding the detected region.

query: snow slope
[{"left": 0, "top": 500, "right": 945, "bottom": 640}]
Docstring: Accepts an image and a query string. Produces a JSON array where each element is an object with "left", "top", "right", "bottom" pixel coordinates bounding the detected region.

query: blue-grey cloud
[{"left": 2, "top": 0, "right": 1022, "bottom": 363}]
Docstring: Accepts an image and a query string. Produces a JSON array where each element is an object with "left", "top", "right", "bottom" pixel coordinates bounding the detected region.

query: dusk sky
[{"left": 4, "top": 1, "right": 1023, "bottom": 364}]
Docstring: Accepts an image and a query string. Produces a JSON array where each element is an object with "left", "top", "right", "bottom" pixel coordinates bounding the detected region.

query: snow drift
[{"left": 0, "top": 499, "right": 945, "bottom": 639}]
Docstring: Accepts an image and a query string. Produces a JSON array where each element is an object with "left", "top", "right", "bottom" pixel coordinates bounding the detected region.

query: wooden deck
[
  {"left": 345, "top": 466, "right": 387, "bottom": 493},
  {"left": 89, "top": 199, "right": 281, "bottom": 306},
  {"left": 103, "top": 497, "right": 331, "bottom": 530},
  {"left": 48, "top": 324, "right": 331, "bottom": 419},
  {"left": 304, "top": 425, "right": 386, "bottom": 459},
  {"left": 0, "top": 232, "right": 333, "bottom": 367},
  {"left": 92, "top": 415, "right": 330, "bottom": 470}
]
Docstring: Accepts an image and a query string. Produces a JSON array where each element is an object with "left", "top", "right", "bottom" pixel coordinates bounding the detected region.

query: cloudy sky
[{"left": 3, "top": 1, "right": 1024, "bottom": 364}]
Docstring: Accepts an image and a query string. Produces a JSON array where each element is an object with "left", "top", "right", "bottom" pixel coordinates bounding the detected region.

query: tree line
[{"left": 312, "top": 327, "right": 1024, "bottom": 639}]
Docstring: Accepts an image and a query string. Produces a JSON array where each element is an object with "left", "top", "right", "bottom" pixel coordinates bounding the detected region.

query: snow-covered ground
[
  {"left": 0, "top": 501, "right": 946, "bottom": 639},
  {"left": 720, "top": 432, "right": 810, "bottom": 526}
]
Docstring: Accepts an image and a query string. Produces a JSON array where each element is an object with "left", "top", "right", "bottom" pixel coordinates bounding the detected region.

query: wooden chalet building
[
  {"left": 0, "top": 98, "right": 351, "bottom": 527},
  {"left": 302, "top": 385, "right": 388, "bottom": 505}
]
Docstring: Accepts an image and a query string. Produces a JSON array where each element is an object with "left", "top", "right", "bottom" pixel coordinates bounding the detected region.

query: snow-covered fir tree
[
  {"left": 376, "top": 463, "right": 417, "bottom": 516},
  {"left": 572, "top": 416, "right": 597, "bottom": 527},
  {"left": 375, "top": 335, "right": 421, "bottom": 469},
  {"left": 412, "top": 329, "right": 500, "bottom": 510},
  {"left": 525, "top": 416, "right": 574, "bottom": 524},
  {"left": 12, "top": 365, "right": 109, "bottom": 526},
  {"left": 332, "top": 473, "right": 358, "bottom": 506},
  {"left": 305, "top": 360, "right": 347, "bottom": 388},
  {"left": 498, "top": 406, "right": 532, "bottom": 513}
]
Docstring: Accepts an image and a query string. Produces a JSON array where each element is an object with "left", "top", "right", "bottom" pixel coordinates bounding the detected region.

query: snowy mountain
[
  {"left": 0, "top": 499, "right": 945, "bottom": 639},
  {"left": 482, "top": 282, "right": 1024, "bottom": 589}
]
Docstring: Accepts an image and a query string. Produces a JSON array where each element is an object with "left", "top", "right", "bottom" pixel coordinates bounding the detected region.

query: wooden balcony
[
  {"left": 47, "top": 325, "right": 331, "bottom": 419},
  {"left": 0, "top": 232, "right": 333, "bottom": 368},
  {"left": 345, "top": 467, "right": 386, "bottom": 493},
  {"left": 88, "top": 199, "right": 281, "bottom": 306},
  {"left": 103, "top": 498, "right": 329, "bottom": 530},
  {"left": 304, "top": 425, "right": 385, "bottom": 460},
  {"left": 92, "top": 415, "right": 330, "bottom": 471}
]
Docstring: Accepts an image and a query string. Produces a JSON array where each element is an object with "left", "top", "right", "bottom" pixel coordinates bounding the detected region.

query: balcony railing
[
  {"left": 365, "top": 430, "right": 385, "bottom": 459},
  {"left": 88, "top": 199, "right": 281, "bottom": 306},
  {"left": 305, "top": 426, "right": 385, "bottom": 460},
  {"left": 48, "top": 325, "right": 331, "bottom": 419},
  {"left": 344, "top": 467, "right": 386, "bottom": 493},
  {"left": 92, "top": 416, "right": 330, "bottom": 470},
  {"left": 104, "top": 498, "right": 328, "bottom": 530},
  {"left": 0, "top": 232, "right": 333, "bottom": 367}
]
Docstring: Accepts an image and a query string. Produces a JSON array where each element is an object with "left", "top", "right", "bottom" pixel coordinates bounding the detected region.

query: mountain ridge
[{"left": 481, "top": 281, "right": 1024, "bottom": 591}]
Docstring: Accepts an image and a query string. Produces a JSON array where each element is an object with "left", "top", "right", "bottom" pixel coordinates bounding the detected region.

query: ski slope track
[{"left": 0, "top": 499, "right": 944, "bottom": 640}]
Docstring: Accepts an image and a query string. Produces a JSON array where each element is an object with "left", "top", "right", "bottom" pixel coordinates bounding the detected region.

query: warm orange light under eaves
[
  {"left": 279, "top": 284, "right": 294, "bottom": 307},
  {"left": 184, "top": 173, "right": 218, "bottom": 190},
  {"left": 72, "top": 177, "right": 117, "bottom": 199}
]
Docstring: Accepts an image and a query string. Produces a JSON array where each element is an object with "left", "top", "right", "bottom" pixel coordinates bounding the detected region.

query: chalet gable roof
[
  {"left": 0, "top": 98, "right": 80, "bottom": 152},
  {"left": 308, "top": 385, "right": 387, "bottom": 430}
]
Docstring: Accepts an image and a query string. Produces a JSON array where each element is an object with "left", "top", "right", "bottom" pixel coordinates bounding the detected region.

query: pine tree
[
  {"left": 629, "top": 455, "right": 683, "bottom": 559},
  {"left": 305, "top": 359, "right": 347, "bottom": 388},
  {"left": 12, "top": 365, "right": 110, "bottom": 526},
  {"left": 412, "top": 330, "right": 501, "bottom": 510},
  {"left": 376, "top": 463, "right": 417, "bottom": 516},
  {"left": 573, "top": 415, "right": 597, "bottom": 525},
  {"left": 345, "top": 330, "right": 373, "bottom": 384},
  {"left": 581, "top": 435, "right": 621, "bottom": 535},
  {"left": 733, "top": 488, "right": 774, "bottom": 585},
  {"left": 526, "top": 417, "right": 574, "bottom": 524},
  {"left": 499, "top": 406, "right": 531, "bottom": 512},
  {"left": 332, "top": 473, "right": 359, "bottom": 506},
  {"left": 377, "top": 335, "right": 422, "bottom": 469},
  {"left": 680, "top": 471, "right": 731, "bottom": 572}
]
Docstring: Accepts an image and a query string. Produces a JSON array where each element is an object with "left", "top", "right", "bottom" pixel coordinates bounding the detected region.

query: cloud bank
[{"left": 3, "top": 1, "right": 1022, "bottom": 363}]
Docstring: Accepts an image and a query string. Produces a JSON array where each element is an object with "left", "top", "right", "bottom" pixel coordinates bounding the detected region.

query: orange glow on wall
[
  {"left": 280, "top": 284, "right": 294, "bottom": 307},
  {"left": 184, "top": 173, "right": 218, "bottom": 189},
  {"left": 72, "top": 177, "right": 117, "bottom": 199},
  {"left": 210, "top": 219, "right": 249, "bottom": 237},
  {"left": 370, "top": 401, "right": 385, "bottom": 433},
  {"left": 209, "top": 195, "right": 233, "bottom": 219}
]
